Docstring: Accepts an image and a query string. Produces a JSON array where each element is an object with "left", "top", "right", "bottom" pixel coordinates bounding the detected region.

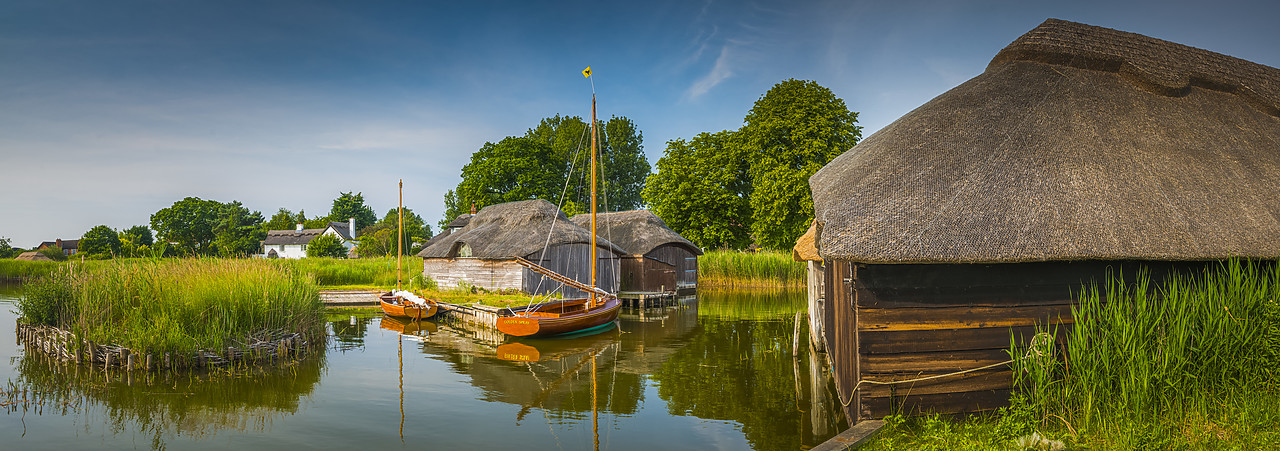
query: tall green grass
[
  {"left": 699, "top": 250, "right": 806, "bottom": 288},
  {"left": 1008, "top": 259, "right": 1280, "bottom": 447},
  {"left": 0, "top": 259, "right": 60, "bottom": 280},
  {"left": 19, "top": 258, "right": 325, "bottom": 354},
  {"left": 276, "top": 256, "right": 425, "bottom": 289}
]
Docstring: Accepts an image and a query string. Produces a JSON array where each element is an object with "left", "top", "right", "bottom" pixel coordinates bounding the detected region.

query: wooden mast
[
  {"left": 397, "top": 179, "right": 403, "bottom": 292},
  {"left": 589, "top": 94, "right": 598, "bottom": 309}
]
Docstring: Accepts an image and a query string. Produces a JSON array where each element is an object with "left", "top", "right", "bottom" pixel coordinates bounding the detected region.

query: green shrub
[
  {"left": 305, "top": 235, "right": 347, "bottom": 258},
  {"left": 18, "top": 270, "right": 75, "bottom": 326}
]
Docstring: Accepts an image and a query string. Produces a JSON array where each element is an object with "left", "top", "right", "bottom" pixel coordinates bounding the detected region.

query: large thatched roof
[
  {"left": 810, "top": 19, "right": 1280, "bottom": 264},
  {"left": 416, "top": 199, "right": 623, "bottom": 259},
  {"left": 570, "top": 210, "right": 702, "bottom": 257}
]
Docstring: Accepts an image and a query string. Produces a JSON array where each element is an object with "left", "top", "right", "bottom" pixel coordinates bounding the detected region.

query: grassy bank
[
  {"left": 864, "top": 259, "right": 1280, "bottom": 449},
  {"left": 698, "top": 250, "right": 806, "bottom": 288},
  {"left": 19, "top": 258, "right": 325, "bottom": 354}
]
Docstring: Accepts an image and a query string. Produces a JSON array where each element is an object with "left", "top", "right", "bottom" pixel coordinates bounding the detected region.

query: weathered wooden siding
[
  {"left": 807, "top": 260, "right": 826, "bottom": 351},
  {"left": 827, "top": 260, "right": 1215, "bottom": 423},
  {"left": 423, "top": 258, "right": 523, "bottom": 291},
  {"left": 523, "top": 243, "right": 620, "bottom": 298},
  {"left": 647, "top": 244, "right": 699, "bottom": 289}
]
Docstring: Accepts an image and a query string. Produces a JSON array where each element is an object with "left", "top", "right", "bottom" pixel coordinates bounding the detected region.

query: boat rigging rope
[{"left": 836, "top": 332, "right": 1053, "bottom": 407}]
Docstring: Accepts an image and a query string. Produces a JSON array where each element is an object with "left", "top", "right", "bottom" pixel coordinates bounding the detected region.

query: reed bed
[
  {"left": 0, "top": 259, "right": 61, "bottom": 280},
  {"left": 18, "top": 259, "right": 326, "bottom": 359},
  {"left": 698, "top": 250, "right": 806, "bottom": 288},
  {"left": 1005, "top": 259, "right": 1280, "bottom": 448}
]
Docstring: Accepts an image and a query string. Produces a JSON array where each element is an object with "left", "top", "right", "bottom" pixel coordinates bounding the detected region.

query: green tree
[
  {"left": 78, "top": 225, "right": 121, "bottom": 258},
  {"left": 0, "top": 236, "right": 18, "bottom": 259},
  {"left": 442, "top": 114, "right": 651, "bottom": 224},
  {"left": 740, "top": 79, "right": 861, "bottom": 249},
  {"left": 150, "top": 197, "right": 222, "bottom": 255},
  {"left": 367, "top": 207, "right": 431, "bottom": 255},
  {"left": 328, "top": 192, "right": 377, "bottom": 231},
  {"left": 213, "top": 201, "right": 266, "bottom": 257},
  {"left": 354, "top": 227, "right": 396, "bottom": 257},
  {"left": 306, "top": 234, "right": 347, "bottom": 258},
  {"left": 643, "top": 131, "right": 753, "bottom": 250},
  {"left": 118, "top": 225, "right": 153, "bottom": 258},
  {"left": 264, "top": 208, "right": 301, "bottom": 231},
  {"left": 38, "top": 246, "right": 68, "bottom": 261}
]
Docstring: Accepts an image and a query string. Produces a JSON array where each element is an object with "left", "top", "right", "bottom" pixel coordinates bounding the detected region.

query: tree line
[
  {"left": 2, "top": 192, "right": 434, "bottom": 260},
  {"left": 443, "top": 78, "right": 860, "bottom": 251}
]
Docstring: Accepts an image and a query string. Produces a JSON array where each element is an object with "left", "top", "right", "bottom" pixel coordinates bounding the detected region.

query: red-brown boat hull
[
  {"left": 379, "top": 292, "right": 438, "bottom": 320},
  {"left": 496, "top": 297, "right": 622, "bottom": 337}
]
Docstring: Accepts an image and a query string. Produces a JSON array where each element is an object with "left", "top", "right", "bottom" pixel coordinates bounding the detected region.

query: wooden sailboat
[
  {"left": 496, "top": 72, "right": 621, "bottom": 337},
  {"left": 381, "top": 179, "right": 439, "bottom": 320}
]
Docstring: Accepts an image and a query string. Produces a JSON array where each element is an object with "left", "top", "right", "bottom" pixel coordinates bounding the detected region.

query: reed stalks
[
  {"left": 0, "top": 259, "right": 62, "bottom": 280},
  {"left": 698, "top": 250, "right": 806, "bottom": 288},
  {"left": 276, "top": 256, "right": 425, "bottom": 289},
  {"left": 19, "top": 258, "right": 325, "bottom": 355},
  {"left": 1009, "top": 259, "right": 1280, "bottom": 447}
]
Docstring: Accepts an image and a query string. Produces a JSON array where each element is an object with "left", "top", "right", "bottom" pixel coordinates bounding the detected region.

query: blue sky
[{"left": 3, "top": 0, "right": 1278, "bottom": 248}]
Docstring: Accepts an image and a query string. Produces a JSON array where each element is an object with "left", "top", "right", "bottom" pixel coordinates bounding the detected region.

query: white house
[{"left": 261, "top": 218, "right": 357, "bottom": 259}]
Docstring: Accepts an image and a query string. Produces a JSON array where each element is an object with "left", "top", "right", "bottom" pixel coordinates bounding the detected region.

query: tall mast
[
  {"left": 589, "top": 94, "right": 598, "bottom": 308},
  {"left": 397, "top": 179, "right": 403, "bottom": 292}
]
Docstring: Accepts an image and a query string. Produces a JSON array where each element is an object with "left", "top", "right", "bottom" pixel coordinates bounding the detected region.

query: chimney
[
  {"left": 349, "top": 217, "right": 356, "bottom": 239},
  {"left": 296, "top": 223, "right": 303, "bottom": 231}
]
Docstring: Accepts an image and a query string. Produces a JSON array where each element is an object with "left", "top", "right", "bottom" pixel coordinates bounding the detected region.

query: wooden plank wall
[
  {"left": 648, "top": 244, "right": 699, "bottom": 288},
  {"left": 827, "top": 260, "right": 1218, "bottom": 421},
  {"left": 523, "top": 243, "right": 621, "bottom": 298},
  {"left": 424, "top": 258, "right": 523, "bottom": 291}
]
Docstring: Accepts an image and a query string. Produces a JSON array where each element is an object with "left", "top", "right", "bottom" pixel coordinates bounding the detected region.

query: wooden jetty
[{"left": 320, "top": 289, "right": 381, "bottom": 307}]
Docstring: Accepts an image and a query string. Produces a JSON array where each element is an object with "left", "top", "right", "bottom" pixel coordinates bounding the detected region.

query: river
[{"left": 0, "top": 284, "right": 845, "bottom": 450}]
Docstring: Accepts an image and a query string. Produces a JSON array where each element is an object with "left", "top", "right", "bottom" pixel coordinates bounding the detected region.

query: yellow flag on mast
[{"left": 582, "top": 66, "right": 592, "bottom": 78}]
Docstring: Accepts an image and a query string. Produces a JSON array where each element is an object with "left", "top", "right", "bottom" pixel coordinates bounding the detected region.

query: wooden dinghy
[{"left": 380, "top": 290, "right": 438, "bottom": 321}]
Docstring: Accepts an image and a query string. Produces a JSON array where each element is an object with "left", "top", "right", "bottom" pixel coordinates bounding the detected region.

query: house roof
[
  {"left": 16, "top": 251, "right": 53, "bottom": 261},
  {"left": 810, "top": 19, "right": 1280, "bottom": 264},
  {"left": 446, "top": 214, "right": 473, "bottom": 229},
  {"left": 569, "top": 210, "right": 702, "bottom": 257},
  {"left": 416, "top": 199, "right": 624, "bottom": 259},
  {"left": 261, "top": 221, "right": 353, "bottom": 246}
]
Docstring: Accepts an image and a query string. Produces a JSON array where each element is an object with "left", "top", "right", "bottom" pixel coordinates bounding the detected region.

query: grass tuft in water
[{"left": 19, "top": 258, "right": 325, "bottom": 354}]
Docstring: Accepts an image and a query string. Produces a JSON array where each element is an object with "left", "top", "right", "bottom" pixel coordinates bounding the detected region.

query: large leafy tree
[
  {"left": 0, "top": 236, "right": 17, "bottom": 259},
  {"left": 78, "top": 225, "right": 121, "bottom": 258},
  {"left": 740, "top": 79, "right": 861, "bottom": 249},
  {"left": 213, "top": 201, "right": 266, "bottom": 257},
  {"left": 643, "top": 79, "right": 860, "bottom": 250},
  {"left": 442, "top": 114, "right": 650, "bottom": 224},
  {"left": 151, "top": 197, "right": 265, "bottom": 256},
  {"left": 328, "top": 192, "right": 377, "bottom": 231},
  {"left": 643, "top": 131, "right": 753, "bottom": 250},
  {"left": 151, "top": 197, "right": 222, "bottom": 255}
]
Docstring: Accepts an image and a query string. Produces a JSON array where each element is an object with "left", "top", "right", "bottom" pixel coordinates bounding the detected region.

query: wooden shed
[
  {"left": 808, "top": 19, "right": 1280, "bottom": 423},
  {"left": 570, "top": 210, "right": 702, "bottom": 294},
  {"left": 417, "top": 199, "right": 623, "bottom": 298}
]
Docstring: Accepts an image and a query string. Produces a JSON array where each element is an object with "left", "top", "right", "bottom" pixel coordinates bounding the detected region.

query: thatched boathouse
[
  {"left": 809, "top": 19, "right": 1280, "bottom": 423},
  {"left": 417, "top": 199, "right": 622, "bottom": 298},
  {"left": 570, "top": 210, "right": 702, "bottom": 294}
]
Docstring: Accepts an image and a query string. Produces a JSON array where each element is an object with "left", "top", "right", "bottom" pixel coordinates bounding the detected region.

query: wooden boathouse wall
[
  {"left": 425, "top": 258, "right": 524, "bottom": 292},
  {"left": 824, "top": 260, "right": 1215, "bottom": 423},
  {"left": 619, "top": 243, "right": 699, "bottom": 292},
  {"left": 522, "top": 243, "right": 621, "bottom": 298}
]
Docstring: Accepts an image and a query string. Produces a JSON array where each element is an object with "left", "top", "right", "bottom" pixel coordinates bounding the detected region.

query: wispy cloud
[{"left": 685, "top": 45, "right": 734, "bottom": 100}]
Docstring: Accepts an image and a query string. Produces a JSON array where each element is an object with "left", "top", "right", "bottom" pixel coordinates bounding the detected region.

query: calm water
[{"left": 0, "top": 284, "right": 845, "bottom": 450}]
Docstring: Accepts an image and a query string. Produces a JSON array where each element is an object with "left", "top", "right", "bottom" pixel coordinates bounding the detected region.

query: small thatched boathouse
[
  {"left": 809, "top": 19, "right": 1280, "bottom": 423},
  {"left": 570, "top": 210, "right": 702, "bottom": 293},
  {"left": 417, "top": 199, "right": 623, "bottom": 298}
]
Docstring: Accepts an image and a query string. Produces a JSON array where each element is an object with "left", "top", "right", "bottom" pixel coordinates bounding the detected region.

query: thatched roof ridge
[
  {"left": 792, "top": 223, "right": 821, "bottom": 262},
  {"left": 416, "top": 199, "right": 623, "bottom": 259},
  {"left": 569, "top": 210, "right": 702, "bottom": 257},
  {"left": 810, "top": 19, "right": 1280, "bottom": 264}
]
